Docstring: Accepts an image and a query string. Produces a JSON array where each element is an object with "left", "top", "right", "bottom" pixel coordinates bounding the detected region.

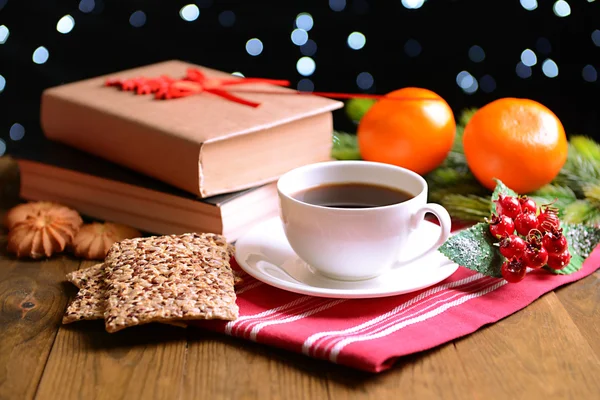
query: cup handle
[{"left": 394, "top": 203, "right": 452, "bottom": 267}]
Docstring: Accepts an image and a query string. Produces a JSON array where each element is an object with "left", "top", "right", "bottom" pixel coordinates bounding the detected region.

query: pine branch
[
  {"left": 562, "top": 200, "right": 600, "bottom": 225},
  {"left": 427, "top": 167, "right": 474, "bottom": 187},
  {"left": 554, "top": 137, "right": 600, "bottom": 196},
  {"left": 528, "top": 184, "right": 578, "bottom": 216},
  {"left": 331, "top": 131, "right": 361, "bottom": 160},
  {"left": 426, "top": 166, "right": 489, "bottom": 205},
  {"left": 440, "top": 194, "right": 492, "bottom": 222},
  {"left": 583, "top": 182, "right": 600, "bottom": 207},
  {"left": 570, "top": 136, "right": 600, "bottom": 161},
  {"left": 344, "top": 98, "right": 376, "bottom": 124},
  {"left": 449, "top": 107, "right": 477, "bottom": 156},
  {"left": 458, "top": 107, "right": 478, "bottom": 128}
]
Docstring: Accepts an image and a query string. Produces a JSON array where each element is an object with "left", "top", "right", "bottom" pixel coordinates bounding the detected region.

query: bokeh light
[
  {"left": 329, "top": 0, "right": 346, "bottom": 11},
  {"left": 180, "top": 4, "right": 200, "bottom": 22},
  {"left": 480, "top": 75, "right": 496, "bottom": 93},
  {"left": 0, "top": 74, "right": 5, "bottom": 93},
  {"left": 402, "top": 0, "right": 425, "bottom": 9},
  {"left": 553, "top": 0, "right": 571, "bottom": 17},
  {"left": 295, "top": 13, "right": 313, "bottom": 31},
  {"left": 516, "top": 62, "right": 532, "bottom": 78},
  {"left": 520, "top": 0, "right": 538, "bottom": 11},
  {"left": 56, "top": 15, "right": 75, "bottom": 34},
  {"left": 291, "top": 29, "right": 309, "bottom": 46},
  {"left": 456, "top": 71, "right": 478, "bottom": 94},
  {"left": 129, "top": 11, "right": 146, "bottom": 28},
  {"left": 296, "top": 57, "right": 316, "bottom": 76},
  {"left": 520, "top": 49, "right": 537, "bottom": 66},
  {"left": 218, "top": 11, "right": 235, "bottom": 27},
  {"left": 582, "top": 65, "right": 597, "bottom": 82},
  {"left": 592, "top": 30, "right": 600, "bottom": 47},
  {"left": 542, "top": 59, "right": 559, "bottom": 78},
  {"left": 468, "top": 45, "right": 485, "bottom": 62},
  {"left": 404, "top": 39, "right": 422, "bottom": 57},
  {"left": 32, "top": 46, "right": 49, "bottom": 64},
  {"left": 300, "top": 40, "right": 317, "bottom": 56},
  {"left": 9, "top": 123, "right": 25, "bottom": 141},
  {"left": 0, "top": 139, "right": 6, "bottom": 157},
  {"left": 356, "top": 72, "right": 374, "bottom": 90},
  {"left": 246, "top": 38, "right": 263, "bottom": 56},
  {"left": 297, "top": 78, "right": 314, "bottom": 92},
  {"left": 0, "top": 25, "right": 9, "bottom": 44},
  {"left": 78, "top": 0, "right": 95, "bottom": 13},
  {"left": 347, "top": 32, "right": 366, "bottom": 50},
  {"left": 231, "top": 72, "right": 244, "bottom": 77}
]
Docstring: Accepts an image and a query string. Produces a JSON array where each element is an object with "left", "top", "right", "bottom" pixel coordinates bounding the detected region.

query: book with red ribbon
[{"left": 40, "top": 60, "right": 343, "bottom": 198}]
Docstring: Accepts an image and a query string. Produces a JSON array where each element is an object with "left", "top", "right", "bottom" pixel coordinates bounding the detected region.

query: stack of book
[{"left": 14, "top": 60, "right": 343, "bottom": 241}]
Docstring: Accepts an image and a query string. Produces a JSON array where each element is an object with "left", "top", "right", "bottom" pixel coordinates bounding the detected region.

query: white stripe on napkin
[
  {"left": 235, "top": 297, "right": 333, "bottom": 338},
  {"left": 329, "top": 280, "right": 506, "bottom": 362},
  {"left": 248, "top": 299, "right": 347, "bottom": 341},
  {"left": 302, "top": 273, "right": 486, "bottom": 355},
  {"left": 318, "top": 278, "right": 496, "bottom": 357},
  {"left": 225, "top": 296, "right": 316, "bottom": 335},
  {"left": 235, "top": 281, "right": 264, "bottom": 295}
]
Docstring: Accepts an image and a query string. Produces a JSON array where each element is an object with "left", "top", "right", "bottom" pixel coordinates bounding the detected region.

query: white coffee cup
[{"left": 277, "top": 160, "right": 452, "bottom": 281}]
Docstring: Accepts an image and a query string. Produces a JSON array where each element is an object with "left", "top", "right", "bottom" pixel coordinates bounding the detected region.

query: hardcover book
[
  {"left": 12, "top": 139, "right": 279, "bottom": 241},
  {"left": 40, "top": 60, "right": 343, "bottom": 198}
]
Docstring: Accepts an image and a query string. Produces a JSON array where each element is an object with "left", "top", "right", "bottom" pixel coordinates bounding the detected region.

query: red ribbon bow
[
  {"left": 106, "top": 68, "right": 444, "bottom": 107},
  {"left": 105, "top": 68, "right": 290, "bottom": 108}
]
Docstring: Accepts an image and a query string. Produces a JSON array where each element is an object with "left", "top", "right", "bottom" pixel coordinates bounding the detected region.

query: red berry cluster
[{"left": 488, "top": 194, "right": 571, "bottom": 283}]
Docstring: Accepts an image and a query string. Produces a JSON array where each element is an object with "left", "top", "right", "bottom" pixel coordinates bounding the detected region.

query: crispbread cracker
[
  {"left": 103, "top": 232, "right": 238, "bottom": 333},
  {"left": 63, "top": 263, "right": 106, "bottom": 324},
  {"left": 63, "top": 264, "right": 188, "bottom": 328}
]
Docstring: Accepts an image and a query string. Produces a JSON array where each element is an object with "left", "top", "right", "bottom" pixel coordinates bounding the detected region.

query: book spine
[{"left": 40, "top": 91, "right": 203, "bottom": 196}]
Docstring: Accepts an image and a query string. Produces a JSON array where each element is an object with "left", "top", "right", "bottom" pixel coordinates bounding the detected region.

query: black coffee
[{"left": 292, "top": 182, "right": 413, "bottom": 209}]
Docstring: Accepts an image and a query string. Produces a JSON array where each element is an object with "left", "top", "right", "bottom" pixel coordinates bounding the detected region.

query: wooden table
[{"left": 1, "top": 157, "right": 599, "bottom": 400}]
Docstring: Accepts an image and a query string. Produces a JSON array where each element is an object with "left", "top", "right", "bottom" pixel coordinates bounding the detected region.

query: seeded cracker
[
  {"left": 63, "top": 263, "right": 106, "bottom": 324},
  {"left": 63, "top": 264, "right": 187, "bottom": 328},
  {"left": 103, "top": 233, "right": 238, "bottom": 333}
]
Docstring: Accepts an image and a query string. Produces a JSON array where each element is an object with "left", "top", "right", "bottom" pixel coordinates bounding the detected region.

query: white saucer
[{"left": 234, "top": 217, "right": 459, "bottom": 299}]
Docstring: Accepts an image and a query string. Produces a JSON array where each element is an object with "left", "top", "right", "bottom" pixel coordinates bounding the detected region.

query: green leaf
[
  {"left": 331, "top": 131, "right": 361, "bottom": 160},
  {"left": 490, "top": 180, "right": 518, "bottom": 214},
  {"left": 345, "top": 98, "right": 376, "bottom": 123},
  {"left": 544, "top": 223, "right": 600, "bottom": 275},
  {"left": 546, "top": 253, "right": 584, "bottom": 275},
  {"left": 562, "top": 223, "right": 600, "bottom": 259},
  {"left": 439, "top": 223, "right": 504, "bottom": 278}
]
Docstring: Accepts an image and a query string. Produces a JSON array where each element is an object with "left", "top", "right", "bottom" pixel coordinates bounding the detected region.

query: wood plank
[
  {"left": 35, "top": 261, "right": 189, "bottom": 400},
  {"left": 0, "top": 249, "right": 81, "bottom": 399},
  {"left": 182, "top": 331, "right": 332, "bottom": 400},
  {"left": 454, "top": 293, "right": 600, "bottom": 399},
  {"left": 0, "top": 156, "right": 81, "bottom": 399},
  {"left": 555, "top": 271, "right": 600, "bottom": 358},
  {"left": 325, "top": 343, "right": 475, "bottom": 400}
]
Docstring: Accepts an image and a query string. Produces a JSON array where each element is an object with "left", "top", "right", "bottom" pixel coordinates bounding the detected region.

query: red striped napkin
[{"left": 194, "top": 246, "right": 600, "bottom": 373}]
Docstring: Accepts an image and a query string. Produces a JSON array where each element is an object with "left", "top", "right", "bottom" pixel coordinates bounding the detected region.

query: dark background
[{"left": 0, "top": 0, "right": 599, "bottom": 155}]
